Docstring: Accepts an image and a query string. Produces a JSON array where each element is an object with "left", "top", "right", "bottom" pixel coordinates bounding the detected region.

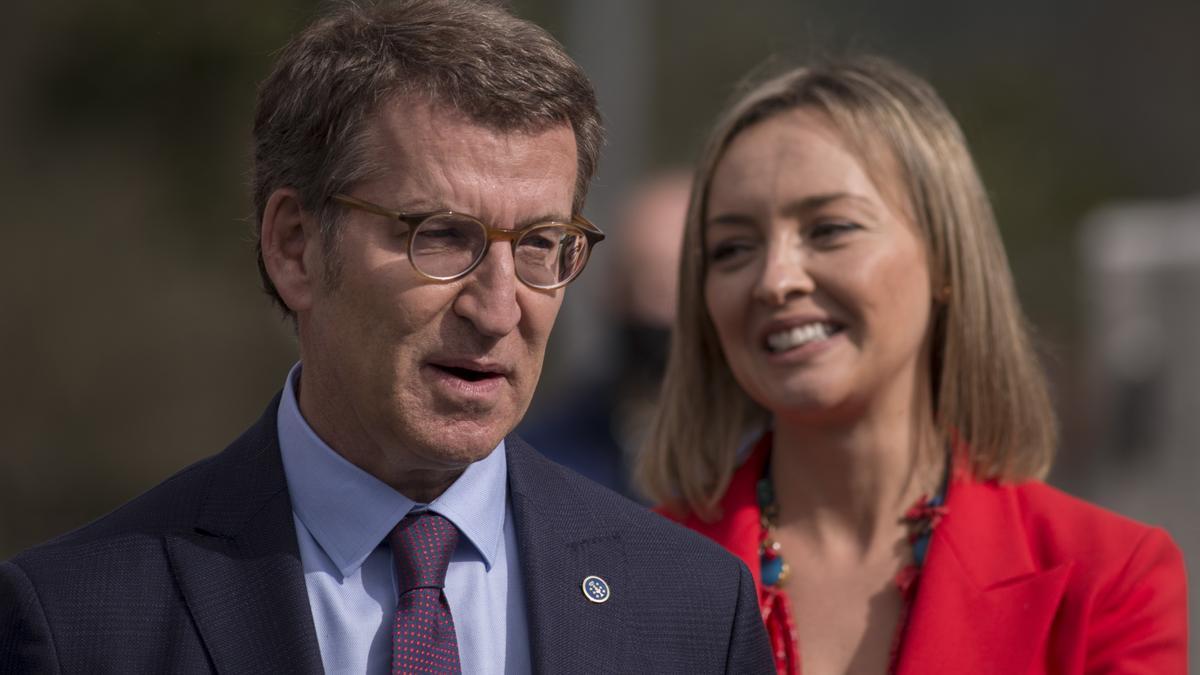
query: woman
[{"left": 640, "top": 57, "right": 1187, "bottom": 675}]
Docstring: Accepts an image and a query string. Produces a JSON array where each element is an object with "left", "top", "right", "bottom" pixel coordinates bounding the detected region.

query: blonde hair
[{"left": 637, "top": 56, "right": 1057, "bottom": 518}]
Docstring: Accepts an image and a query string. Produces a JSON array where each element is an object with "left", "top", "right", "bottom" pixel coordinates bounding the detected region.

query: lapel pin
[{"left": 581, "top": 575, "right": 611, "bottom": 603}]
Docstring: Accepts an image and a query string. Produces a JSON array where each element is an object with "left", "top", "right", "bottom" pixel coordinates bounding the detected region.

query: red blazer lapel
[{"left": 896, "top": 474, "right": 1072, "bottom": 675}]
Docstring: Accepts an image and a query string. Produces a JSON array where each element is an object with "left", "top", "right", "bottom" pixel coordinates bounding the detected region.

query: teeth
[{"left": 766, "top": 322, "right": 836, "bottom": 353}]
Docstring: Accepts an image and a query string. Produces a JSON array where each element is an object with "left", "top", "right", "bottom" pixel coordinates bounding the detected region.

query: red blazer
[{"left": 669, "top": 444, "right": 1188, "bottom": 674}]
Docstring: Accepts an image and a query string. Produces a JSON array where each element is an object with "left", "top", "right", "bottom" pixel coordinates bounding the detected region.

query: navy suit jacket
[{"left": 0, "top": 396, "right": 773, "bottom": 673}]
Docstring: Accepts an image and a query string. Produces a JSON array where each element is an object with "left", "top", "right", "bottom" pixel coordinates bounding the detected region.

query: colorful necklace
[
  {"left": 755, "top": 458, "right": 949, "bottom": 590},
  {"left": 756, "top": 472, "right": 789, "bottom": 587},
  {"left": 756, "top": 456, "right": 949, "bottom": 675},
  {"left": 754, "top": 446, "right": 949, "bottom": 675}
]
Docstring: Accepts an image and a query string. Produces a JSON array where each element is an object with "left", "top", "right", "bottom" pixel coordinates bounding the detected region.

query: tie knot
[{"left": 388, "top": 511, "right": 459, "bottom": 594}]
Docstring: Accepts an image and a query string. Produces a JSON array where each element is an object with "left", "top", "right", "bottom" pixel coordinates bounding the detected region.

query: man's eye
[
  {"left": 520, "top": 232, "right": 558, "bottom": 251},
  {"left": 418, "top": 227, "right": 466, "bottom": 241},
  {"left": 412, "top": 221, "right": 481, "bottom": 256}
]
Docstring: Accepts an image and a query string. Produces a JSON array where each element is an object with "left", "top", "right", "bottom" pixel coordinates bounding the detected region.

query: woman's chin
[
  {"left": 758, "top": 391, "right": 854, "bottom": 425},
  {"left": 744, "top": 369, "right": 850, "bottom": 415}
]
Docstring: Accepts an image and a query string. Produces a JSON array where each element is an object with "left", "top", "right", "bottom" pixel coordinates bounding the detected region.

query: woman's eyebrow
[
  {"left": 709, "top": 192, "right": 875, "bottom": 227},
  {"left": 780, "top": 192, "right": 874, "bottom": 218},
  {"left": 706, "top": 212, "right": 758, "bottom": 228}
]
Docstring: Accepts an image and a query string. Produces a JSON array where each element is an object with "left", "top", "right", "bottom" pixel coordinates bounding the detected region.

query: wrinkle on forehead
[{"left": 364, "top": 95, "right": 577, "bottom": 226}]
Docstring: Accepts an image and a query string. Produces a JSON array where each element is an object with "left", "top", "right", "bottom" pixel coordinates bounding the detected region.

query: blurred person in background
[
  {"left": 519, "top": 170, "right": 690, "bottom": 497},
  {"left": 640, "top": 56, "right": 1188, "bottom": 674},
  {"left": 0, "top": 1, "right": 774, "bottom": 673}
]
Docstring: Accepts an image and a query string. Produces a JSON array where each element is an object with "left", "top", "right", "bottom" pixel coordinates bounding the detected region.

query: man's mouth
[
  {"left": 432, "top": 364, "right": 502, "bottom": 382},
  {"left": 427, "top": 358, "right": 510, "bottom": 384}
]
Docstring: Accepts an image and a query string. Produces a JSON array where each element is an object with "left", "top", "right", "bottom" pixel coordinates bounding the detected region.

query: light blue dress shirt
[{"left": 277, "top": 363, "right": 531, "bottom": 674}]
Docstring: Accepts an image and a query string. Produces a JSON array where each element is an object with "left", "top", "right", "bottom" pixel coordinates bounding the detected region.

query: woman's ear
[
  {"left": 935, "top": 284, "right": 952, "bottom": 305},
  {"left": 260, "top": 188, "right": 320, "bottom": 313}
]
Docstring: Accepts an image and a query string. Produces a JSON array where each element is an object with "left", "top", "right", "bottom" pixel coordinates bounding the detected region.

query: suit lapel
[
  {"left": 166, "top": 398, "right": 324, "bottom": 675},
  {"left": 896, "top": 475, "right": 1071, "bottom": 675},
  {"left": 506, "top": 436, "right": 632, "bottom": 675}
]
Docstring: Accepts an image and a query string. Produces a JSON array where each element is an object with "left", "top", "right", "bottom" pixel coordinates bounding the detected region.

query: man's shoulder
[
  {"left": 8, "top": 451, "right": 221, "bottom": 574},
  {"left": 506, "top": 435, "right": 748, "bottom": 573},
  {"left": 0, "top": 447, "right": 229, "bottom": 637},
  {"left": 505, "top": 435, "right": 774, "bottom": 673},
  {"left": 8, "top": 401, "right": 281, "bottom": 568}
]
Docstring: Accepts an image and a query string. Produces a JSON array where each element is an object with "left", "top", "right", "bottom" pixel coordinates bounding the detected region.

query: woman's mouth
[{"left": 765, "top": 321, "right": 843, "bottom": 353}]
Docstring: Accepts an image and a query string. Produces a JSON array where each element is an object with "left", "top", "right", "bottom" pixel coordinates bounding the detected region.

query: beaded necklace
[
  {"left": 756, "top": 472, "right": 790, "bottom": 587},
  {"left": 755, "top": 454, "right": 949, "bottom": 674}
]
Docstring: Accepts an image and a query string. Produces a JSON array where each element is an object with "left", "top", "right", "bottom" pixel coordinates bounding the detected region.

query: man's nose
[
  {"left": 454, "top": 242, "right": 521, "bottom": 337},
  {"left": 751, "top": 237, "right": 815, "bottom": 306}
]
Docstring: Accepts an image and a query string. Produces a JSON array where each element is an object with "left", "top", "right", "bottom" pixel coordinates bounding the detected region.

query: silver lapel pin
[{"left": 581, "top": 575, "right": 611, "bottom": 603}]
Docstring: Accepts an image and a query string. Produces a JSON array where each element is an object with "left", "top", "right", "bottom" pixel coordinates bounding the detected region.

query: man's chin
[{"left": 412, "top": 417, "right": 513, "bottom": 464}]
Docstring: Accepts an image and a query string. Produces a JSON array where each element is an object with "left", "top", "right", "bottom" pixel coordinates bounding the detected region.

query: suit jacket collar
[
  {"left": 160, "top": 401, "right": 638, "bottom": 675},
  {"left": 165, "top": 394, "right": 324, "bottom": 674},
  {"left": 506, "top": 434, "right": 634, "bottom": 675},
  {"left": 896, "top": 471, "right": 1072, "bottom": 674}
]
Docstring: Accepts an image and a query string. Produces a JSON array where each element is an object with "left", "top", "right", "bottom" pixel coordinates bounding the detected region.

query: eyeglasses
[{"left": 331, "top": 193, "right": 605, "bottom": 290}]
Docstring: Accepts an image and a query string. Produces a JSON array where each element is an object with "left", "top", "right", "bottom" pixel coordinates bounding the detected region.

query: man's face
[{"left": 296, "top": 98, "right": 577, "bottom": 476}]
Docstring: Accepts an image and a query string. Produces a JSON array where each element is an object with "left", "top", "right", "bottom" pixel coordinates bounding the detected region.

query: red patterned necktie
[{"left": 388, "top": 511, "right": 462, "bottom": 675}]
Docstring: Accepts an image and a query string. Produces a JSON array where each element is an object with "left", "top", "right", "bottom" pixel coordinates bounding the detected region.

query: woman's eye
[
  {"left": 707, "top": 240, "right": 753, "bottom": 263},
  {"left": 809, "top": 221, "right": 859, "bottom": 242}
]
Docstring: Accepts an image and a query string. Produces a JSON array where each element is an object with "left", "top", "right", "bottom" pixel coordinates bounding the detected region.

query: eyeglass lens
[{"left": 410, "top": 215, "right": 589, "bottom": 288}]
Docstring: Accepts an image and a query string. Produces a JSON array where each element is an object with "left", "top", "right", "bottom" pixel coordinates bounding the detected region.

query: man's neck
[{"left": 294, "top": 366, "right": 467, "bottom": 503}]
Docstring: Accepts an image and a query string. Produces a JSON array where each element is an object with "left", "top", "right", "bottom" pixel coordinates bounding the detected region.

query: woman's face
[{"left": 703, "top": 108, "right": 933, "bottom": 423}]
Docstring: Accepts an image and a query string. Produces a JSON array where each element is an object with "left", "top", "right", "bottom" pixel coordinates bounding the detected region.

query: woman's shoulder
[
  {"left": 954, "top": 475, "right": 1184, "bottom": 589},
  {"left": 939, "top": 475, "right": 1187, "bottom": 670}
]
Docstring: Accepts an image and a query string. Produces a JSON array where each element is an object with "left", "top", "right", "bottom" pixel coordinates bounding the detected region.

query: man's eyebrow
[
  {"left": 516, "top": 213, "right": 574, "bottom": 228},
  {"left": 394, "top": 205, "right": 573, "bottom": 229}
]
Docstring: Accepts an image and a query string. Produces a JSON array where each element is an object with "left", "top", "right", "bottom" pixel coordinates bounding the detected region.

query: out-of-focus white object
[{"left": 1080, "top": 195, "right": 1200, "bottom": 668}]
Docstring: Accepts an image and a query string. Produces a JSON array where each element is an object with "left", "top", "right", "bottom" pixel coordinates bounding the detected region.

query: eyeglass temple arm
[{"left": 330, "top": 193, "right": 404, "bottom": 220}]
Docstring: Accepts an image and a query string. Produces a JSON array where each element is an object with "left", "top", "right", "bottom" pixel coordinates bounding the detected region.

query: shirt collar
[{"left": 277, "top": 362, "right": 508, "bottom": 578}]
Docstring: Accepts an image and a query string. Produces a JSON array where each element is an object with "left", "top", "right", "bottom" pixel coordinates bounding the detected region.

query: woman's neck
[{"left": 769, "top": 388, "right": 942, "bottom": 561}]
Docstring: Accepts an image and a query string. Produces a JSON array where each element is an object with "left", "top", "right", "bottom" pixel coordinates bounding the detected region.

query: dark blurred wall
[
  {"left": 3, "top": 0, "right": 1197, "bottom": 570},
  {"left": 0, "top": 1, "right": 316, "bottom": 554}
]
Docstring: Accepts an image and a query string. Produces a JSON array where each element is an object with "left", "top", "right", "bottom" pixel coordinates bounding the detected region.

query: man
[{"left": 0, "top": 2, "right": 773, "bottom": 673}]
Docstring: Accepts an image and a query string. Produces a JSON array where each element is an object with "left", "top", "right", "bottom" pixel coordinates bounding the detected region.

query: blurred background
[{"left": 2, "top": 0, "right": 1197, "bottom": 656}]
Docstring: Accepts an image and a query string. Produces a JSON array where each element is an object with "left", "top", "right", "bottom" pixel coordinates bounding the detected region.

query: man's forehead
[
  {"left": 341, "top": 97, "right": 582, "bottom": 295},
  {"left": 357, "top": 95, "right": 579, "bottom": 216},
  {"left": 369, "top": 94, "right": 575, "bottom": 161}
]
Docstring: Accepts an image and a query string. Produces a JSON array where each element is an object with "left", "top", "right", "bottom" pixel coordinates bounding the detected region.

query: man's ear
[{"left": 260, "top": 188, "right": 321, "bottom": 313}]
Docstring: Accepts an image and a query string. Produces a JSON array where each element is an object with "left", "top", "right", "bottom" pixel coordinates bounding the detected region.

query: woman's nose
[{"left": 752, "top": 238, "right": 815, "bottom": 306}]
